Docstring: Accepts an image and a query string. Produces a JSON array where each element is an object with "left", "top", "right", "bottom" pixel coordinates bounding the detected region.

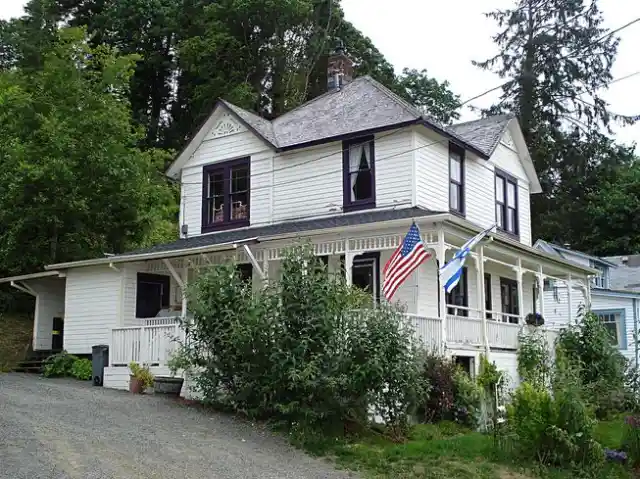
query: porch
[{"left": 105, "top": 220, "right": 589, "bottom": 370}]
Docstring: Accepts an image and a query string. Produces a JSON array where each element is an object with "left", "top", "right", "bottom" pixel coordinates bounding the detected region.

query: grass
[
  {"left": 0, "top": 313, "right": 33, "bottom": 371},
  {"left": 296, "top": 419, "right": 633, "bottom": 479}
]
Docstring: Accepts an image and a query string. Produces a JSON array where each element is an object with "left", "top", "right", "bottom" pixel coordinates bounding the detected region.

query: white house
[
  {"left": 0, "top": 44, "right": 596, "bottom": 391},
  {"left": 534, "top": 241, "right": 640, "bottom": 366}
]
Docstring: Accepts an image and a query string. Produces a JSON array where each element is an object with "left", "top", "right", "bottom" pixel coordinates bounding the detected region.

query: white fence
[{"left": 110, "top": 324, "right": 180, "bottom": 367}]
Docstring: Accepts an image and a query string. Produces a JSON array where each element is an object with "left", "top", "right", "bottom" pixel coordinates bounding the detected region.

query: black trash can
[{"left": 91, "top": 345, "right": 109, "bottom": 386}]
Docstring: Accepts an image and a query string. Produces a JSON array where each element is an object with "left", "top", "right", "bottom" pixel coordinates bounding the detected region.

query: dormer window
[
  {"left": 202, "top": 157, "right": 250, "bottom": 233},
  {"left": 343, "top": 136, "right": 375, "bottom": 212},
  {"left": 590, "top": 261, "right": 609, "bottom": 289},
  {"left": 449, "top": 144, "right": 464, "bottom": 215},
  {"left": 495, "top": 170, "right": 518, "bottom": 236}
]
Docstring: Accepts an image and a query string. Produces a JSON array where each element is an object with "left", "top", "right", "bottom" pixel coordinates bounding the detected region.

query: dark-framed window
[
  {"left": 447, "top": 267, "right": 468, "bottom": 317},
  {"left": 339, "top": 252, "right": 380, "bottom": 303},
  {"left": 449, "top": 144, "right": 464, "bottom": 215},
  {"left": 202, "top": 157, "right": 250, "bottom": 233},
  {"left": 495, "top": 170, "right": 518, "bottom": 236},
  {"left": 236, "top": 263, "right": 253, "bottom": 284},
  {"left": 484, "top": 273, "right": 493, "bottom": 319},
  {"left": 500, "top": 277, "right": 519, "bottom": 324},
  {"left": 136, "top": 273, "right": 171, "bottom": 318},
  {"left": 343, "top": 135, "right": 375, "bottom": 212}
]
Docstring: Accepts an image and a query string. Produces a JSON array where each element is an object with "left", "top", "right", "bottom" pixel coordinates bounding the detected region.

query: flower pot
[
  {"left": 129, "top": 375, "right": 145, "bottom": 394},
  {"left": 153, "top": 376, "right": 184, "bottom": 396}
]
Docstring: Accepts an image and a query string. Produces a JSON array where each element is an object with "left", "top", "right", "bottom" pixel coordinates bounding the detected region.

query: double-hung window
[
  {"left": 500, "top": 277, "right": 519, "bottom": 324},
  {"left": 594, "top": 310, "right": 625, "bottom": 348},
  {"left": 449, "top": 144, "right": 464, "bottom": 215},
  {"left": 343, "top": 136, "right": 375, "bottom": 211},
  {"left": 495, "top": 170, "right": 518, "bottom": 236},
  {"left": 202, "top": 157, "right": 250, "bottom": 233},
  {"left": 447, "top": 267, "right": 469, "bottom": 317}
]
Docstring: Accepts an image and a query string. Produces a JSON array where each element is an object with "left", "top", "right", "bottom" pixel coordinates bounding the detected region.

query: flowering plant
[{"left": 623, "top": 414, "right": 640, "bottom": 468}]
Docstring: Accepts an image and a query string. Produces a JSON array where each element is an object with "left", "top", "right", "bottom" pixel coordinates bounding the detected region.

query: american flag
[{"left": 382, "top": 222, "right": 432, "bottom": 301}]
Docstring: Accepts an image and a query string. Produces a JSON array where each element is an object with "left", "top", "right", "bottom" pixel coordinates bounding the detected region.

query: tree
[
  {"left": 0, "top": 27, "right": 177, "bottom": 276},
  {"left": 394, "top": 68, "right": 461, "bottom": 124},
  {"left": 475, "top": 0, "right": 638, "bottom": 244}
]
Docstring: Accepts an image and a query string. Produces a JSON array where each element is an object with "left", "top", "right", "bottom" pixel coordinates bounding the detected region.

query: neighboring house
[
  {"left": 0, "top": 44, "right": 595, "bottom": 392},
  {"left": 534, "top": 240, "right": 640, "bottom": 366}
]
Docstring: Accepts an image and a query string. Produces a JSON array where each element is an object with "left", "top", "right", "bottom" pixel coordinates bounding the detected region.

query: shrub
[
  {"left": 178, "top": 244, "right": 424, "bottom": 438},
  {"left": 623, "top": 415, "right": 640, "bottom": 468},
  {"left": 517, "top": 327, "right": 552, "bottom": 388},
  {"left": 417, "top": 353, "right": 456, "bottom": 423},
  {"left": 507, "top": 349, "right": 602, "bottom": 467},
  {"left": 557, "top": 309, "right": 628, "bottom": 418},
  {"left": 452, "top": 367, "right": 482, "bottom": 428},
  {"left": 43, "top": 351, "right": 78, "bottom": 377},
  {"left": 70, "top": 358, "right": 92, "bottom": 380}
]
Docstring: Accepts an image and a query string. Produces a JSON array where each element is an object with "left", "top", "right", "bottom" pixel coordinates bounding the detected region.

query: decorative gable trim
[{"left": 206, "top": 112, "right": 245, "bottom": 140}]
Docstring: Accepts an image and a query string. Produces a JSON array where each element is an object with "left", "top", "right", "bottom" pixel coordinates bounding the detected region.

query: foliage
[
  {"left": 622, "top": 415, "right": 640, "bottom": 468},
  {"left": 417, "top": 353, "right": 456, "bottom": 423},
  {"left": 70, "top": 358, "right": 92, "bottom": 380},
  {"left": 476, "top": 0, "right": 639, "bottom": 249},
  {"left": 129, "top": 362, "right": 154, "bottom": 390},
  {"left": 507, "top": 359, "right": 602, "bottom": 468},
  {"left": 177, "top": 244, "right": 423, "bottom": 438},
  {"left": 43, "top": 351, "right": 79, "bottom": 377},
  {"left": 557, "top": 310, "right": 628, "bottom": 418},
  {"left": 518, "top": 327, "right": 552, "bottom": 388},
  {"left": 476, "top": 354, "right": 507, "bottom": 431},
  {"left": 452, "top": 368, "right": 482, "bottom": 428},
  {"left": 0, "top": 26, "right": 178, "bottom": 278}
]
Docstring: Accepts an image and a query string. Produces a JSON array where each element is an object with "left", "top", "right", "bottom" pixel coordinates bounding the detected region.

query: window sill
[
  {"left": 496, "top": 227, "right": 520, "bottom": 241},
  {"left": 343, "top": 201, "right": 376, "bottom": 213},
  {"left": 449, "top": 209, "right": 465, "bottom": 219},
  {"left": 201, "top": 219, "right": 250, "bottom": 234}
]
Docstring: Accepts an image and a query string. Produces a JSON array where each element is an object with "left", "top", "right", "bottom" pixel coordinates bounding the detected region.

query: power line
[
  {"left": 176, "top": 121, "right": 498, "bottom": 199},
  {"left": 460, "top": 17, "right": 640, "bottom": 107}
]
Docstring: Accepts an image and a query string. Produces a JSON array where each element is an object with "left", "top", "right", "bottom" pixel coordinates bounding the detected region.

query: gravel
[{"left": 0, "top": 374, "right": 355, "bottom": 479}]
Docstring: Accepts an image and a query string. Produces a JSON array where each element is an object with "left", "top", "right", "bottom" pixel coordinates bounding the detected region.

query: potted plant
[
  {"left": 129, "top": 361, "right": 154, "bottom": 394},
  {"left": 154, "top": 350, "right": 187, "bottom": 396}
]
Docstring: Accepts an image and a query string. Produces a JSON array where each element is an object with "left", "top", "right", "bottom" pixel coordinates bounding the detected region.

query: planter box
[{"left": 153, "top": 376, "right": 184, "bottom": 396}]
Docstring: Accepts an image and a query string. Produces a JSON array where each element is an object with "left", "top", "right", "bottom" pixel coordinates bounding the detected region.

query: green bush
[
  {"left": 622, "top": 415, "right": 640, "bottom": 468},
  {"left": 517, "top": 327, "right": 552, "bottom": 388},
  {"left": 452, "top": 367, "right": 482, "bottom": 428},
  {"left": 557, "top": 309, "right": 628, "bottom": 418},
  {"left": 70, "top": 358, "right": 92, "bottom": 380},
  {"left": 43, "top": 351, "right": 78, "bottom": 377},
  {"left": 507, "top": 350, "right": 602, "bottom": 468},
  {"left": 417, "top": 353, "right": 456, "bottom": 423},
  {"left": 178, "top": 244, "right": 424, "bottom": 439}
]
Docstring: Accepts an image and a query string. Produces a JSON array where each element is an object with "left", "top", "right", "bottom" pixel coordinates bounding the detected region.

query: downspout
[{"left": 634, "top": 298, "right": 639, "bottom": 371}]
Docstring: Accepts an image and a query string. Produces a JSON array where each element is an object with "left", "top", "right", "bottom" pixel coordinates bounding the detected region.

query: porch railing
[
  {"left": 110, "top": 323, "right": 180, "bottom": 367},
  {"left": 129, "top": 316, "right": 181, "bottom": 327}
]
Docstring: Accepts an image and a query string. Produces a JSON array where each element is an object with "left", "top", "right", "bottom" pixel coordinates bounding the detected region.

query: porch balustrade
[{"left": 110, "top": 323, "right": 180, "bottom": 367}]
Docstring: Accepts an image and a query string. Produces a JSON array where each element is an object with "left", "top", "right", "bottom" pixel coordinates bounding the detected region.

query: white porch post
[
  {"left": 475, "top": 247, "right": 490, "bottom": 355},
  {"left": 437, "top": 227, "right": 447, "bottom": 348},
  {"left": 344, "top": 239, "right": 354, "bottom": 286},
  {"left": 585, "top": 275, "right": 592, "bottom": 310},
  {"left": 181, "top": 263, "right": 188, "bottom": 319},
  {"left": 567, "top": 273, "right": 573, "bottom": 322},
  {"left": 537, "top": 266, "right": 545, "bottom": 319},
  {"left": 262, "top": 254, "right": 270, "bottom": 286},
  {"left": 515, "top": 258, "right": 524, "bottom": 324}
]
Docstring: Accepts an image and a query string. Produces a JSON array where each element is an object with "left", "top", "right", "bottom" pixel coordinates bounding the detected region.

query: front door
[
  {"left": 52, "top": 317, "right": 64, "bottom": 351},
  {"left": 136, "top": 273, "right": 171, "bottom": 318},
  {"left": 351, "top": 253, "right": 380, "bottom": 304}
]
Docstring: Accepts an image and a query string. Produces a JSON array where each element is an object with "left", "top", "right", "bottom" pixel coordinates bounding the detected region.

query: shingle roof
[
  {"left": 219, "top": 76, "right": 504, "bottom": 158},
  {"left": 605, "top": 256, "right": 640, "bottom": 291},
  {"left": 118, "top": 207, "right": 441, "bottom": 258},
  {"left": 448, "top": 115, "right": 513, "bottom": 157}
]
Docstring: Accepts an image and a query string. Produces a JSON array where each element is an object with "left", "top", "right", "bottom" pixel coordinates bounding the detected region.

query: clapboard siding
[
  {"left": 64, "top": 266, "right": 121, "bottom": 354},
  {"left": 542, "top": 283, "right": 587, "bottom": 329},
  {"left": 464, "top": 154, "right": 497, "bottom": 230},
  {"left": 591, "top": 294, "right": 637, "bottom": 364},
  {"left": 415, "top": 129, "right": 449, "bottom": 212}
]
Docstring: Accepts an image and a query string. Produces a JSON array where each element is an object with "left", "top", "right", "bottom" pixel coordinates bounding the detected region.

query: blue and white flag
[{"left": 439, "top": 225, "right": 496, "bottom": 293}]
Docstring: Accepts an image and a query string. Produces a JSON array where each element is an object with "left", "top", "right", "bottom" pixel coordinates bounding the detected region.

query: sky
[{"left": 1, "top": 0, "right": 638, "bottom": 147}]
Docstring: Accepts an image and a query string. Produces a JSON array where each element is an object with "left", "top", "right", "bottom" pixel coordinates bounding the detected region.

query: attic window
[
  {"left": 343, "top": 136, "right": 375, "bottom": 212},
  {"left": 202, "top": 157, "right": 250, "bottom": 233}
]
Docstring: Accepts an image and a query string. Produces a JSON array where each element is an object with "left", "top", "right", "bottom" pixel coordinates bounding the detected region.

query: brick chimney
[{"left": 327, "top": 39, "right": 354, "bottom": 92}]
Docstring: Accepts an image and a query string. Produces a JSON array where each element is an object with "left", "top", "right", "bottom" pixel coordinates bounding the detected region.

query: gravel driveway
[{"left": 0, "top": 374, "right": 354, "bottom": 479}]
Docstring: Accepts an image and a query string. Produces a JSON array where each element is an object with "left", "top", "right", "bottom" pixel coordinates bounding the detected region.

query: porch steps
[{"left": 11, "top": 349, "right": 59, "bottom": 374}]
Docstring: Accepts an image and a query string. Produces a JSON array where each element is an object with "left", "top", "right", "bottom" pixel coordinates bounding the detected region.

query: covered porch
[{"left": 102, "top": 217, "right": 594, "bottom": 373}]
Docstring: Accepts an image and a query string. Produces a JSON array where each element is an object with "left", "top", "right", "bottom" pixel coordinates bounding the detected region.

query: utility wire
[{"left": 460, "top": 17, "right": 640, "bottom": 107}]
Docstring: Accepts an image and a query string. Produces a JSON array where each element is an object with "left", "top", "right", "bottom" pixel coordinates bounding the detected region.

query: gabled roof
[
  {"left": 448, "top": 115, "right": 513, "bottom": 157},
  {"left": 533, "top": 240, "right": 618, "bottom": 268}
]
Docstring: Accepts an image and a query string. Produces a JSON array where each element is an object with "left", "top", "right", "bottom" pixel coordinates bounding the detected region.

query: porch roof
[
  {"left": 44, "top": 207, "right": 443, "bottom": 270},
  {"left": 0, "top": 270, "right": 65, "bottom": 284}
]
